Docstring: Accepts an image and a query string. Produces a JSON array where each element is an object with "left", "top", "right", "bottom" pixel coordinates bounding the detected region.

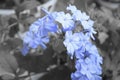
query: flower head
[
  {"left": 63, "top": 31, "right": 82, "bottom": 58},
  {"left": 67, "top": 5, "right": 89, "bottom": 21},
  {"left": 67, "top": 4, "right": 77, "bottom": 13},
  {"left": 23, "top": 31, "right": 49, "bottom": 49},
  {"left": 55, "top": 12, "right": 75, "bottom": 31},
  {"left": 72, "top": 41, "right": 102, "bottom": 80},
  {"left": 21, "top": 5, "right": 102, "bottom": 80}
]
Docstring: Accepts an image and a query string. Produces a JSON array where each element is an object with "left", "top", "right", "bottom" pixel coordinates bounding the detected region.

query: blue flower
[
  {"left": 63, "top": 31, "right": 82, "bottom": 58},
  {"left": 23, "top": 32, "right": 33, "bottom": 44},
  {"left": 32, "top": 16, "right": 58, "bottom": 34},
  {"left": 55, "top": 12, "right": 75, "bottom": 31},
  {"left": 75, "top": 48, "right": 85, "bottom": 59},
  {"left": 72, "top": 43, "right": 102, "bottom": 80},
  {"left": 71, "top": 71, "right": 89, "bottom": 80},
  {"left": 74, "top": 33, "right": 90, "bottom": 59},
  {"left": 21, "top": 43, "right": 30, "bottom": 56},
  {"left": 71, "top": 71, "right": 102, "bottom": 80},
  {"left": 67, "top": 5, "right": 89, "bottom": 21},
  {"left": 21, "top": 5, "right": 103, "bottom": 80},
  {"left": 67, "top": 4, "right": 77, "bottom": 13},
  {"left": 80, "top": 12, "right": 90, "bottom": 21},
  {"left": 22, "top": 30, "right": 49, "bottom": 55},
  {"left": 22, "top": 10, "right": 58, "bottom": 55},
  {"left": 82, "top": 57, "right": 101, "bottom": 75},
  {"left": 67, "top": 5, "right": 96, "bottom": 40},
  {"left": 81, "top": 21, "right": 92, "bottom": 30},
  {"left": 85, "top": 43, "right": 103, "bottom": 65},
  {"left": 29, "top": 34, "right": 49, "bottom": 49},
  {"left": 44, "top": 16, "right": 58, "bottom": 32},
  {"left": 29, "top": 17, "right": 48, "bottom": 37},
  {"left": 73, "top": 10, "right": 89, "bottom": 21},
  {"left": 72, "top": 33, "right": 102, "bottom": 80},
  {"left": 81, "top": 19, "right": 96, "bottom": 39},
  {"left": 73, "top": 10, "right": 88, "bottom": 21},
  {"left": 63, "top": 31, "right": 92, "bottom": 58},
  {"left": 71, "top": 55, "right": 102, "bottom": 80}
]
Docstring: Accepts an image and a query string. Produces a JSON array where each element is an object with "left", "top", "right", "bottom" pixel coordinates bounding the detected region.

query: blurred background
[{"left": 0, "top": 0, "right": 120, "bottom": 80}]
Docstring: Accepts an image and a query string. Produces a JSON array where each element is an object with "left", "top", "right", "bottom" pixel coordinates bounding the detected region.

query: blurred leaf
[
  {"left": 25, "top": 72, "right": 47, "bottom": 80},
  {"left": 16, "top": 0, "right": 40, "bottom": 17},
  {"left": 4, "top": 38, "right": 23, "bottom": 50},
  {"left": 24, "top": 16, "right": 36, "bottom": 25},
  {"left": 15, "top": 46, "right": 56, "bottom": 73},
  {"left": 16, "top": 68, "right": 28, "bottom": 77},
  {"left": 1, "top": 74, "right": 15, "bottom": 80},
  {"left": 39, "top": 66, "right": 71, "bottom": 80},
  {"left": 114, "top": 76, "right": 120, "bottom": 80},
  {"left": 113, "top": 67, "right": 120, "bottom": 80},
  {"left": 103, "top": 54, "right": 113, "bottom": 71},
  {"left": 0, "top": 50, "right": 18, "bottom": 76},
  {"left": 0, "top": 66, "right": 15, "bottom": 77},
  {"left": 117, "top": 8, "right": 120, "bottom": 19},
  {"left": 110, "top": 31, "right": 120, "bottom": 47},
  {"left": 21, "top": 0, "right": 40, "bottom": 10},
  {"left": 8, "top": 17, "right": 18, "bottom": 38},
  {"left": 0, "top": 15, "right": 9, "bottom": 29},
  {"left": 98, "top": 32, "right": 109, "bottom": 44},
  {"left": 51, "top": 38, "right": 66, "bottom": 53}
]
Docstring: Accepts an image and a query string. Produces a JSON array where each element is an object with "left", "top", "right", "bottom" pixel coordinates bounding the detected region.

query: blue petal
[
  {"left": 21, "top": 44, "right": 30, "bottom": 56},
  {"left": 67, "top": 4, "right": 77, "bottom": 13}
]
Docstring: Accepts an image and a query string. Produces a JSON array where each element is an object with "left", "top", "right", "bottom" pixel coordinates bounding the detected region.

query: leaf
[
  {"left": 0, "top": 66, "right": 14, "bottom": 77},
  {"left": 51, "top": 38, "right": 66, "bottom": 53},
  {"left": 114, "top": 76, "right": 120, "bottom": 80},
  {"left": 39, "top": 66, "right": 71, "bottom": 80},
  {"left": 25, "top": 72, "right": 47, "bottom": 80},
  {"left": 15, "top": 0, "right": 40, "bottom": 16},
  {"left": 24, "top": 16, "right": 36, "bottom": 25},
  {"left": 0, "top": 50, "right": 18, "bottom": 76},
  {"left": 15, "top": 47, "right": 56, "bottom": 73},
  {"left": 110, "top": 31, "right": 120, "bottom": 47},
  {"left": 97, "top": 0, "right": 119, "bottom": 10},
  {"left": 1, "top": 74, "right": 15, "bottom": 80},
  {"left": 0, "top": 15, "right": 9, "bottom": 30},
  {"left": 98, "top": 32, "right": 109, "bottom": 44}
]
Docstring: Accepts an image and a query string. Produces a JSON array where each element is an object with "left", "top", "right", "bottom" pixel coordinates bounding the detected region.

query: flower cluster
[{"left": 21, "top": 4, "right": 102, "bottom": 80}]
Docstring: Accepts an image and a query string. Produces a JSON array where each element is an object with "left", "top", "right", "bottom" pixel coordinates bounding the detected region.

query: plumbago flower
[
  {"left": 21, "top": 4, "right": 102, "bottom": 80},
  {"left": 55, "top": 12, "right": 75, "bottom": 31},
  {"left": 63, "top": 31, "right": 82, "bottom": 58},
  {"left": 67, "top": 4, "right": 97, "bottom": 40}
]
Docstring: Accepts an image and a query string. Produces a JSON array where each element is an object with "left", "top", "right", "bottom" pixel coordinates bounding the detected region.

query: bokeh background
[{"left": 0, "top": 0, "right": 120, "bottom": 80}]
